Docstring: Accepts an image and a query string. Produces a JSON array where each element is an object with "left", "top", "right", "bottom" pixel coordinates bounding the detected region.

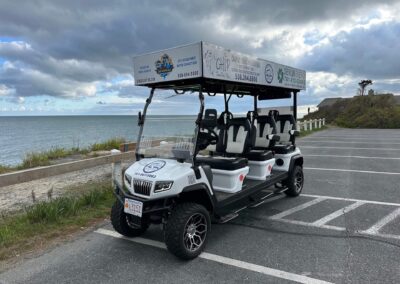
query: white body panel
[
  {"left": 247, "top": 159, "right": 275, "bottom": 181},
  {"left": 133, "top": 42, "right": 306, "bottom": 90},
  {"left": 124, "top": 158, "right": 212, "bottom": 199},
  {"left": 211, "top": 167, "right": 249, "bottom": 193},
  {"left": 274, "top": 148, "right": 302, "bottom": 172}
]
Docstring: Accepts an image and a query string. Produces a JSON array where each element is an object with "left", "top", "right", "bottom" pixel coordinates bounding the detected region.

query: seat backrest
[
  {"left": 225, "top": 117, "right": 252, "bottom": 155},
  {"left": 254, "top": 115, "right": 277, "bottom": 148},
  {"left": 275, "top": 114, "right": 296, "bottom": 144}
]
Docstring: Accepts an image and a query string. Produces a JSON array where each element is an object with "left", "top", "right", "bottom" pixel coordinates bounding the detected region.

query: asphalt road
[{"left": 2, "top": 128, "right": 400, "bottom": 284}]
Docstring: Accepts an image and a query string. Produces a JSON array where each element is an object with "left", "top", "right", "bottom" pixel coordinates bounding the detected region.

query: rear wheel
[
  {"left": 110, "top": 200, "right": 149, "bottom": 237},
  {"left": 165, "top": 203, "right": 210, "bottom": 260},
  {"left": 284, "top": 165, "right": 304, "bottom": 197}
]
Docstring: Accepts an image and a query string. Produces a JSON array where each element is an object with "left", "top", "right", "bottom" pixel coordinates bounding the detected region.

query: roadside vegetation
[
  {"left": 0, "top": 181, "right": 115, "bottom": 261},
  {"left": 0, "top": 138, "right": 125, "bottom": 174},
  {"left": 304, "top": 93, "right": 400, "bottom": 128}
]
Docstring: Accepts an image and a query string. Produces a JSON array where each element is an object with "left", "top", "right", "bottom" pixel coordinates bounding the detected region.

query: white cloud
[{"left": 0, "top": 84, "right": 15, "bottom": 96}]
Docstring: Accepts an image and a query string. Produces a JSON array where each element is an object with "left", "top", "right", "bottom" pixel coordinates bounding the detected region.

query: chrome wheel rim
[
  {"left": 294, "top": 171, "right": 304, "bottom": 192},
  {"left": 183, "top": 213, "right": 207, "bottom": 252}
]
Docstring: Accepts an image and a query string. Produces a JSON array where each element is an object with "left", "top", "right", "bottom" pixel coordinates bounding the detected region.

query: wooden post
[
  {"left": 111, "top": 149, "right": 122, "bottom": 187},
  {"left": 323, "top": 118, "right": 326, "bottom": 126},
  {"left": 304, "top": 120, "right": 308, "bottom": 131},
  {"left": 309, "top": 120, "right": 313, "bottom": 130}
]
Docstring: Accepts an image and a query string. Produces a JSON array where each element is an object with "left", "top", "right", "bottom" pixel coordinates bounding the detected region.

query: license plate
[{"left": 124, "top": 198, "right": 143, "bottom": 217}]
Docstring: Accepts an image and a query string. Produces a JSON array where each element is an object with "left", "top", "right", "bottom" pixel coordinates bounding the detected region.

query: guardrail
[
  {"left": 297, "top": 118, "right": 326, "bottom": 131},
  {"left": 0, "top": 151, "right": 135, "bottom": 188},
  {"left": 0, "top": 140, "right": 164, "bottom": 188}
]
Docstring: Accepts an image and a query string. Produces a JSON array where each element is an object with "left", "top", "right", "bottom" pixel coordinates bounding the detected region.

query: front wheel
[
  {"left": 165, "top": 203, "right": 210, "bottom": 260},
  {"left": 284, "top": 165, "right": 304, "bottom": 197},
  {"left": 110, "top": 200, "right": 149, "bottom": 237}
]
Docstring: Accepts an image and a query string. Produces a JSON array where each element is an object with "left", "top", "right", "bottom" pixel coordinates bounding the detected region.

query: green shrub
[
  {"left": 25, "top": 187, "right": 112, "bottom": 224},
  {"left": 4, "top": 137, "right": 126, "bottom": 172},
  {"left": 304, "top": 94, "right": 400, "bottom": 129},
  {"left": 90, "top": 138, "right": 125, "bottom": 152}
]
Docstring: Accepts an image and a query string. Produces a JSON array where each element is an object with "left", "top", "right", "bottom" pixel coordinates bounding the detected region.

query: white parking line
[
  {"left": 304, "top": 167, "right": 400, "bottom": 175},
  {"left": 270, "top": 197, "right": 326, "bottom": 220},
  {"left": 259, "top": 194, "right": 400, "bottom": 241},
  {"left": 301, "top": 140, "right": 400, "bottom": 145},
  {"left": 95, "top": 228, "right": 333, "bottom": 284},
  {"left": 302, "top": 194, "right": 400, "bottom": 207},
  {"left": 304, "top": 154, "right": 400, "bottom": 160},
  {"left": 302, "top": 136, "right": 400, "bottom": 141},
  {"left": 362, "top": 208, "right": 400, "bottom": 234},
  {"left": 312, "top": 201, "right": 365, "bottom": 226},
  {"left": 304, "top": 135, "right": 400, "bottom": 139},
  {"left": 266, "top": 217, "right": 346, "bottom": 232},
  {"left": 301, "top": 146, "right": 400, "bottom": 151}
]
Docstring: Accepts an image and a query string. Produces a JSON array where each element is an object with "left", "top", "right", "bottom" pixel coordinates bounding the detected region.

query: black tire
[
  {"left": 110, "top": 200, "right": 148, "bottom": 237},
  {"left": 165, "top": 203, "right": 210, "bottom": 260},
  {"left": 284, "top": 165, "right": 304, "bottom": 197}
]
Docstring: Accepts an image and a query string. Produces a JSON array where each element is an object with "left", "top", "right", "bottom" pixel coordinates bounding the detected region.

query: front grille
[{"left": 133, "top": 179, "right": 153, "bottom": 196}]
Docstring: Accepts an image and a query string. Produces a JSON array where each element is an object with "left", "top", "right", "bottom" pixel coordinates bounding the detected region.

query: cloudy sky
[{"left": 0, "top": 0, "right": 399, "bottom": 116}]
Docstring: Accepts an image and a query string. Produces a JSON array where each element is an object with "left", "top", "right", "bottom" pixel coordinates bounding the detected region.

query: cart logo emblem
[
  {"left": 143, "top": 160, "right": 166, "bottom": 173},
  {"left": 264, "top": 64, "right": 274, "bottom": 83},
  {"left": 155, "top": 54, "right": 174, "bottom": 79}
]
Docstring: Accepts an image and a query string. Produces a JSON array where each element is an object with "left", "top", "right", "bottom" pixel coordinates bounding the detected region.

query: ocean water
[{"left": 0, "top": 115, "right": 196, "bottom": 166}]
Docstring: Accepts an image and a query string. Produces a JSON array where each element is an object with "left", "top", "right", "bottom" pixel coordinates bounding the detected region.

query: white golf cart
[{"left": 111, "top": 42, "right": 306, "bottom": 259}]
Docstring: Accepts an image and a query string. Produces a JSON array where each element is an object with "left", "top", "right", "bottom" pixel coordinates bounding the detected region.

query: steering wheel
[
  {"left": 207, "top": 128, "right": 219, "bottom": 145},
  {"left": 197, "top": 129, "right": 219, "bottom": 150}
]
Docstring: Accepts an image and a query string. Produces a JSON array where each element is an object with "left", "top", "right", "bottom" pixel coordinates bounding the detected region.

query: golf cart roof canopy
[{"left": 133, "top": 42, "right": 306, "bottom": 98}]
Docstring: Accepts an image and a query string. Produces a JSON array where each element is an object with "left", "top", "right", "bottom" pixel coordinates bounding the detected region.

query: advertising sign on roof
[
  {"left": 202, "top": 42, "right": 306, "bottom": 90},
  {"left": 133, "top": 42, "right": 306, "bottom": 90},
  {"left": 133, "top": 43, "right": 202, "bottom": 85}
]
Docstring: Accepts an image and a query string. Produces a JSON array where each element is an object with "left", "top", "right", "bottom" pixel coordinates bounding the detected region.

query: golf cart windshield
[{"left": 136, "top": 91, "right": 199, "bottom": 162}]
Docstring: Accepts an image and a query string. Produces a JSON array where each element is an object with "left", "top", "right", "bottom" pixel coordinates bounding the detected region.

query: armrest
[
  {"left": 267, "top": 134, "right": 280, "bottom": 141},
  {"left": 289, "top": 130, "right": 300, "bottom": 136}
]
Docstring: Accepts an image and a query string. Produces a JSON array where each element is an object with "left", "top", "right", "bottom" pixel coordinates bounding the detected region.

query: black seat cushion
[
  {"left": 245, "top": 150, "right": 273, "bottom": 161},
  {"left": 271, "top": 144, "right": 295, "bottom": 154},
  {"left": 197, "top": 156, "right": 248, "bottom": 170}
]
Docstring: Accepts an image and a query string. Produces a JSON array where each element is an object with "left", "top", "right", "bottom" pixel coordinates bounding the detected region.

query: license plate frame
[{"left": 124, "top": 198, "right": 143, "bottom": 217}]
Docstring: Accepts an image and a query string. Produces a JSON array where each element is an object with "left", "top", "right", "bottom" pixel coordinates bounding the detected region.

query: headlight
[
  {"left": 154, "top": 181, "right": 173, "bottom": 193},
  {"left": 124, "top": 173, "right": 132, "bottom": 186}
]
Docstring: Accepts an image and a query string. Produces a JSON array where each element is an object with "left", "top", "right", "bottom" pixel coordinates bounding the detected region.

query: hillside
[{"left": 304, "top": 94, "right": 400, "bottom": 128}]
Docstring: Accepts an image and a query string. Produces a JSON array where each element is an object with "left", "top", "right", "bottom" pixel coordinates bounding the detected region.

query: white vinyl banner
[
  {"left": 202, "top": 42, "right": 306, "bottom": 90},
  {"left": 133, "top": 42, "right": 306, "bottom": 90},
  {"left": 133, "top": 43, "right": 202, "bottom": 85}
]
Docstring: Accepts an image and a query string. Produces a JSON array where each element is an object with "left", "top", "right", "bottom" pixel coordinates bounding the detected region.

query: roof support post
[
  {"left": 193, "top": 85, "right": 204, "bottom": 170},
  {"left": 135, "top": 87, "right": 155, "bottom": 161},
  {"left": 293, "top": 91, "right": 298, "bottom": 121},
  {"left": 254, "top": 95, "right": 258, "bottom": 113}
]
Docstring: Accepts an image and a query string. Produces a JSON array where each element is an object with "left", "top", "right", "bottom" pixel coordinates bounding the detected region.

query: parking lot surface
[{"left": 1, "top": 128, "right": 400, "bottom": 283}]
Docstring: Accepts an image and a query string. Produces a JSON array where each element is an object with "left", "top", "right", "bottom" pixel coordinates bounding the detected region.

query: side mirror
[{"left": 138, "top": 111, "right": 143, "bottom": 126}]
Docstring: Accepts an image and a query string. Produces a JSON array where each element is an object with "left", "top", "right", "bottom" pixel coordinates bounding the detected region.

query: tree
[
  {"left": 367, "top": 89, "right": 375, "bottom": 96},
  {"left": 358, "top": 80, "right": 373, "bottom": 96}
]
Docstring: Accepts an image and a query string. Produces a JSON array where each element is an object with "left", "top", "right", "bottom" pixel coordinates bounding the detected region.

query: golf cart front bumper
[{"left": 114, "top": 182, "right": 172, "bottom": 217}]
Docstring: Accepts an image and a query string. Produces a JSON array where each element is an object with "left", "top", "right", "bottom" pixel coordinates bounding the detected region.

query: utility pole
[{"left": 358, "top": 80, "right": 372, "bottom": 96}]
